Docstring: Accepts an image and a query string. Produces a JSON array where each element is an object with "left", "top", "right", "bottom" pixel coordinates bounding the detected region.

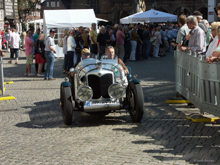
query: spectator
[
  {"left": 90, "top": 23, "right": 98, "bottom": 55},
  {"left": 25, "top": 29, "right": 34, "bottom": 76},
  {"left": 153, "top": 26, "right": 162, "bottom": 58},
  {"left": 116, "top": 25, "right": 125, "bottom": 60},
  {"left": 33, "top": 28, "right": 41, "bottom": 73},
  {"left": 202, "top": 19, "right": 212, "bottom": 48},
  {"left": 62, "top": 29, "right": 69, "bottom": 74},
  {"left": 105, "top": 46, "right": 129, "bottom": 75},
  {"left": 8, "top": 28, "right": 20, "bottom": 64},
  {"left": 74, "top": 26, "right": 84, "bottom": 65},
  {"left": 112, "top": 24, "right": 118, "bottom": 47},
  {"left": 160, "top": 26, "right": 168, "bottom": 56},
  {"left": 142, "top": 25, "right": 151, "bottom": 59},
  {"left": 33, "top": 28, "right": 40, "bottom": 42},
  {"left": 35, "top": 33, "right": 46, "bottom": 76},
  {"left": 193, "top": 11, "right": 208, "bottom": 33},
  {"left": 97, "top": 26, "right": 106, "bottom": 58},
  {"left": 171, "top": 14, "right": 190, "bottom": 50},
  {"left": 216, "top": 3, "right": 220, "bottom": 19},
  {"left": 123, "top": 26, "right": 131, "bottom": 62},
  {"left": 136, "top": 24, "right": 144, "bottom": 60},
  {"left": 67, "top": 30, "right": 76, "bottom": 71},
  {"left": 44, "top": 29, "right": 56, "bottom": 80},
  {"left": 206, "top": 26, "right": 220, "bottom": 63},
  {"left": 82, "top": 28, "right": 90, "bottom": 49},
  {"left": 167, "top": 27, "right": 173, "bottom": 52},
  {"left": 5, "top": 29, "right": 11, "bottom": 52},
  {"left": 105, "top": 25, "right": 112, "bottom": 46},
  {"left": 206, "top": 22, "right": 220, "bottom": 58},
  {"left": 172, "top": 25, "right": 178, "bottom": 40},
  {"left": 180, "top": 15, "right": 206, "bottom": 54},
  {"left": 0, "top": 29, "right": 3, "bottom": 47},
  {"left": 130, "top": 24, "right": 142, "bottom": 61},
  {"left": 20, "top": 30, "right": 26, "bottom": 50}
]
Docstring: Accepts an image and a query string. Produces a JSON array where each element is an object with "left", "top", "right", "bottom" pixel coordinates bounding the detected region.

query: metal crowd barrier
[
  {"left": 174, "top": 50, "right": 220, "bottom": 117},
  {"left": 0, "top": 56, "right": 4, "bottom": 95}
]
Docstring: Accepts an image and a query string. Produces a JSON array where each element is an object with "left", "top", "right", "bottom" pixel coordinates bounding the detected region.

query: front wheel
[
  {"left": 60, "top": 86, "right": 73, "bottom": 125},
  {"left": 126, "top": 82, "right": 144, "bottom": 122}
]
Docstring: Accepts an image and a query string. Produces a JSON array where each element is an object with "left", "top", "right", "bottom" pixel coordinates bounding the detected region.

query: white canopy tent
[
  {"left": 26, "top": 19, "right": 43, "bottom": 32},
  {"left": 120, "top": 11, "right": 143, "bottom": 24},
  {"left": 120, "top": 9, "right": 177, "bottom": 24},
  {"left": 43, "top": 9, "right": 97, "bottom": 57}
]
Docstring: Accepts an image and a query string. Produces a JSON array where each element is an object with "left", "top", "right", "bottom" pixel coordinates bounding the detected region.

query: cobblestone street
[{"left": 0, "top": 51, "right": 219, "bottom": 165}]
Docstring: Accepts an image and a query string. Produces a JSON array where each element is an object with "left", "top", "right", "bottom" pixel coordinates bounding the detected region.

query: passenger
[
  {"left": 179, "top": 15, "right": 206, "bottom": 54},
  {"left": 105, "top": 46, "right": 129, "bottom": 75},
  {"left": 81, "top": 48, "right": 91, "bottom": 59}
]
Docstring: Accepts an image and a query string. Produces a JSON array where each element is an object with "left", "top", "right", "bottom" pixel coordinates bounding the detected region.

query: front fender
[
  {"left": 61, "top": 81, "right": 71, "bottom": 87},
  {"left": 126, "top": 66, "right": 141, "bottom": 84},
  {"left": 130, "top": 79, "right": 141, "bottom": 84},
  {"left": 127, "top": 66, "right": 132, "bottom": 82}
]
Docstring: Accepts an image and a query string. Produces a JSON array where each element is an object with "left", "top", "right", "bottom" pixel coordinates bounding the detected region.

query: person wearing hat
[
  {"left": 44, "top": 28, "right": 56, "bottom": 80},
  {"left": 81, "top": 48, "right": 91, "bottom": 59},
  {"left": 193, "top": 11, "right": 208, "bottom": 33}
]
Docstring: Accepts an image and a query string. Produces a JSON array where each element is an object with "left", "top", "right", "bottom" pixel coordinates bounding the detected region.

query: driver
[{"left": 105, "top": 46, "right": 129, "bottom": 75}]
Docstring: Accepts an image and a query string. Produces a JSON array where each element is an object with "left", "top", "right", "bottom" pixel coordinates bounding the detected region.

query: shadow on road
[
  {"left": 16, "top": 99, "right": 132, "bottom": 129},
  {"left": 112, "top": 106, "right": 220, "bottom": 165}
]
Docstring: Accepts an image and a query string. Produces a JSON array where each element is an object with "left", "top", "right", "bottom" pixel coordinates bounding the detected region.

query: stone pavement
[{"left": 0, "top": 51, "right": 220, "bottom": 165}]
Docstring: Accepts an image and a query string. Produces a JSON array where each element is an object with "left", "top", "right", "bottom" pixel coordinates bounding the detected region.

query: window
[
  {"left": 57, "top": 2, "right": 60, "bottom": 7},
  {"left": 87, "top": 0, "right": 100, "bottom": 13},
  {"left": 47, "top": 2, "right": 49, "bottom": 7},
  {"left": 51, "top": 2, "right": 55, "bottom": 7}
]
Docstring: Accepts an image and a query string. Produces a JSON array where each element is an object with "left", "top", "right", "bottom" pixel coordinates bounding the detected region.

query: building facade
[
  {"left": 40, "top": 0, "right": 219, "bottom": 24},
  {"left": 1, "top": 0, "right": 19, "bottom": 30},
  {"left": 40, "top": 0, "right": 68, "bottom": 19},
  {"left": 69, "top": 0, "right": 210, "bottom": 23}
]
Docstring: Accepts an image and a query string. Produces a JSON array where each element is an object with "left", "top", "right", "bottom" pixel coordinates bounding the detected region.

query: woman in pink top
[{"left": 25, "top": 29, "right": 34, "bottom": 76}]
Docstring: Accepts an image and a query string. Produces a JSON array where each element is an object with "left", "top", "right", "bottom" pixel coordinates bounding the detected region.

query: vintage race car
[{"left": 60, "top": 56, "right": 144, "bottom": 125}]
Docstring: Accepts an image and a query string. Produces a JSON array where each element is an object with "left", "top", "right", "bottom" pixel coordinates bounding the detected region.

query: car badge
[{"left": 98, "top": 73, "right": 101, "bottom": 76}]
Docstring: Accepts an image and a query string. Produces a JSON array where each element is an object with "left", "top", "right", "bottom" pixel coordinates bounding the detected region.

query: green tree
[{"left": 18, "top": 0, "right": 40, "bottom": 22}]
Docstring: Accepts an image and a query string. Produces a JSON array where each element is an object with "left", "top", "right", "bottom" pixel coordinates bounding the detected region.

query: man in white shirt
[
  {"left": 8, "top": 28, "right": 20, "bottom": 64},
  {"left": 44, "top": 28, "right": 56, "bottom": 80}
]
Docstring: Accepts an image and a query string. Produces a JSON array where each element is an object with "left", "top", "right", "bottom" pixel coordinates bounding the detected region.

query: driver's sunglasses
[{"left": 83, "top": 53, "right": 90, "bottom": 56}]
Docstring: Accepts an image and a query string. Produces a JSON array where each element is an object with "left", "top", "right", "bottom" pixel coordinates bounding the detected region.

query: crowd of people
[{"left": 2, "top": 4, "right": 220, "bottom": 79}]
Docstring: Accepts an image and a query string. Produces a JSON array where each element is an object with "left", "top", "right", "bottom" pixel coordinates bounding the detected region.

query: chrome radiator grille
[{"left": 88, "top": 73, "right": 113, "bottom": 99}]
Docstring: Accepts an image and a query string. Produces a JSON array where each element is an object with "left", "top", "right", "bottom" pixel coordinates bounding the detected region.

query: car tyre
[
  {"left": 126, "top": 82, "right": 144, "bottom": 122},
  {"left": 60, "top": 86, "right": 73, "bottom": 125}
]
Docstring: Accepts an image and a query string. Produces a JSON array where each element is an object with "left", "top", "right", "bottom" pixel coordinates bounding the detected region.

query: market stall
[
  {"left": 120, "top": 9, "right": 177, "bottom": 24},
  {"left": 43, "top": 9, "right": 97, "bottom": 57}
]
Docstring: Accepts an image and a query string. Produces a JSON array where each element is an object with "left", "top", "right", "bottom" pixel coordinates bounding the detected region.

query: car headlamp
[
  {"left": 77, "top": 85, "right": 93, "bottom": 102},
  {"left": 108, "top": 83, "right": 124, "bottom": 99}
]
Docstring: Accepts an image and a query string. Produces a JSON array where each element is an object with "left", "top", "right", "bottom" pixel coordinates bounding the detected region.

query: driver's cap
[{"left": 81, "top": 48, "right": 90, "bottom": 56}]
